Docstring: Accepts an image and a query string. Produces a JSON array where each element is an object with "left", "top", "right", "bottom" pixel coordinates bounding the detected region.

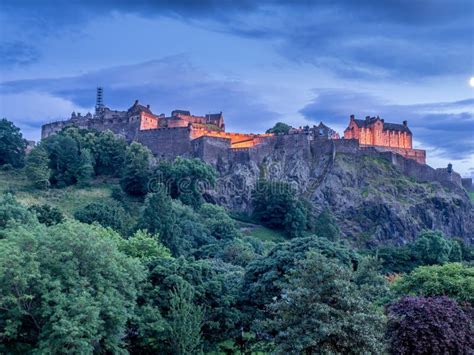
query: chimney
[
  {"left": 403, "top": 120, "right": 408, "bottom": 126},
  {"left": 134, "top": 99, "right": 139, "bottom": 105},
  {"left": 146, "top": 104, "right": 150, "bottom": 109},
  {"left": 350, "top": 114, "right": 355, "bottom": 120}
]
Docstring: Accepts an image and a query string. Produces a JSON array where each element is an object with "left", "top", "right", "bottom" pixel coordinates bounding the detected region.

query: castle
[
  {"left": 41, "top": 88, "right": 426, "bottom": 165},
  {"left": 344, "top": 115, "right": 426, "bottom": 164}
]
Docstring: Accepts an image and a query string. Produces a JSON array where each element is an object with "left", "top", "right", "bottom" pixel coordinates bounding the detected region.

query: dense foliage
[
  {"left": 25, "top": 146, "right": 50, "bottom": 189},
  {"left": 28, "top": 204, "right": 64, "bottom": 226},
  {"left": 314, "top": 208, "right": 340, "bottom": 241},
  {"left": 392, "top": 262, "right": 474, "bottom": 304},
  {"left": 252, "top": 179, "right": 309, "bottom": 237},
  {"left": 1, "top": 124, "right": 472, "bottom": 353},
  {"left": 74, "top": 201, "right": 129, "bottom": 234},
  {"left": 0, "top": 118, "right": 27, "bottom": 168},
  {"left": 155, "top": 157, "right": 216, "bottom": 208},
  {"left": 120, "top": 142, "right": 152, "bottom": 196},
  {"left": 0, "top": 221, "right": 144, "bottom": 353},
  {"left": 376, "top": 229, "right": 469, "bottom": 274},
  {"left": 265, "top": 251, "right": 386, "bottom": 354},
  {"left": 386, "top": 296, "right": 473, "bottom": 354},
  {"left": 266, "top": 122, "right": 291, "bottom": 134}
]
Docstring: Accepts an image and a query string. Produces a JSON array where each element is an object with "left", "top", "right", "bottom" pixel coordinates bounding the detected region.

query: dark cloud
[
  {"left": 1, "top": 0, "right": 472, "bottom": 78},
  {"left": 0, "top": 57, "right": 280, "bottom": 134},
  {"left": 0, "top": 41, "right": 41, "bottom": 67},
  {"left": 300, "top": 89, "right": 474, "bottom": 159}
]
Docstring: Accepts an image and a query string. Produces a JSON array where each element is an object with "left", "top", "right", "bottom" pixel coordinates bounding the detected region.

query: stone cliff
[{"left": 211, "top": 137, "right": 473, "bottom": 246}]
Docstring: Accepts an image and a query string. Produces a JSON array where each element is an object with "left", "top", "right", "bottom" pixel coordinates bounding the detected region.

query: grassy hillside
[
  {"left": 0, "top": 168, "right": 288, "bottom": 243},
  {"left": 0, "top": 169, "right": 121, "bottom": 218}
]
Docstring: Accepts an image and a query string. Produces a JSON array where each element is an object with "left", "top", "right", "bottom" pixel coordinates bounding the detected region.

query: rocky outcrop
[{"left": 213, "top": 144, "right": 474, "bottom": 246}]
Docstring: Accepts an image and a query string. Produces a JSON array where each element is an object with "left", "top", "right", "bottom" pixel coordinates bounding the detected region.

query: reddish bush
[{"left": 386, "top": 296, "right": 473, "bottom": 354}]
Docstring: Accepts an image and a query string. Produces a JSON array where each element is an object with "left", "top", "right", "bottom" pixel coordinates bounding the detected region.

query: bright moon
[{"left": 470, "top": 77, "right": 474, "bottom": 87}]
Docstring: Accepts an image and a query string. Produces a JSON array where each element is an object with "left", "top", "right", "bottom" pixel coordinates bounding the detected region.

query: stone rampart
[{"left": 136, "top": 126, "right": 192, "bottom": 158}]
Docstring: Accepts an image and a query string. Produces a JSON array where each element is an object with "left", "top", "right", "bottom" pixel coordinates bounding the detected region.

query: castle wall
[
  {"left": 191, "top": 136, "right": 231, "bottom": 165},
  {"left": 135, "top": 126, "right": 192, "bottom": 158},
  {"left": 139, "top": 112, "right": 159, "bottom": 130}
]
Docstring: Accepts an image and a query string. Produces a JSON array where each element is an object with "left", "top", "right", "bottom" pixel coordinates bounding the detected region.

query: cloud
[
  {"left": 300, "top": 89, "right": 474, "bottom": 159},
  {"left": 1, "top": 1, "right": 472, "bottom": 78},
  {"left": 0, "top": 41, "right": 41, "bottom": 67},
  {"left": 0, "top": 91, "right": 87, "bottom": 141},
  {"left": 0, "top": 57, "right": 280, "bottom": 139}
]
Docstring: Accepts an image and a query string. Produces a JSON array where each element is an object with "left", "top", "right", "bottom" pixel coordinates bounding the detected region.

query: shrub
[
  {"left": 252, "top": 180, "right": 309, "bottom": 238},
  {"left": 386, "top": 296, "right": 473, "bottom": 354},
  {"left": 28, "top": 204, "right": 64, "bottom": 226},
  {"left": 314, "top": 208, "right": 340, "bottom": 241},
  {"left": 392, "top": 263, "right": 474, "bottom": 304},
  {"left": 111, "top": 185, "right": 126, "bottom": 203},
  {"left": 74, "top": 201, "right": 128, "bottom": 233},
  {"left": 155, "top": 157, "right": 217, "bottom": 209}
]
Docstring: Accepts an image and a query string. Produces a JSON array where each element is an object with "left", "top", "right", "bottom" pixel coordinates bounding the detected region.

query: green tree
[
  {"left": 0, "top": 118, "right": 27, "bottom": 168},
  {"left": 252, "top": 180, "right": 308, "bottom": 238},
  {"left": 392, "top": 263, "right": 474, "bottom": 304},
  {"left": 137, "top": 190, "right": 213, "bottom": 256},
  {"left": 118, "top": 230, "right": 171, "bottom": 262},
  {"left": 0, "top": 194, "right": 36, "bottom": 231},
  {"left": 74, "top": 201, "right": 128, "bottom": 234},
  {"left": 199, "top": 203, "right": 240, "bottom": 240},
  {"left": 168, "top": 282, "right": 204, "bottom": 355},
  {"left": 137, "top": 188, "right": 176, "bottom": 243},
  {"left": 42, "top": 134, "right": 81, "bottom": 187},
  {"left": 240, "top": 236, "right": 359, "bottom": 335},
  {"left": 146, "top": 257, "right": 244, "bottom": 351},
  {"left": 92, "top": 130, "right": 127, "bottom": 176},
  {"left": 0, "top": 221, "right": 144, "bottom": 353},
  {"left": 413, "top": 230, "right": 452, "bottom": 265},
  {"left": 156, "top": 157, "right": 216, "bottom": 209},
  {"left": 76, "top": 148, "right": 95, "bottom": 186},
  {"left": 28, "top": 204, "right": 64, "bottom": 226},
  {"left": 314, "top": 208, "right": 340, "bottom": 241},
  {"left": 265, "top": 122, "right": 291, "bottom": 134},
  {"left": 25, "top": 146, "right": 51, "bottom": 189},
  {"left": 120, "top": 142, "right": 151, "bottom": 196},
  {"left": 265, "top": 251, "right": 386, "bottom": 354}
]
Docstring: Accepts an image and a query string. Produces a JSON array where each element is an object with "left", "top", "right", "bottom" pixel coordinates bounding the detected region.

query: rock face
[{"left": 213, "top": 140, "right": 474, "bottom": 246}]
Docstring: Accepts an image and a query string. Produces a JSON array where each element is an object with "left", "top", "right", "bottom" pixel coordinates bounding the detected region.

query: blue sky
[{"left": 0, "top": 0, "right": 473, "bottom": 176}]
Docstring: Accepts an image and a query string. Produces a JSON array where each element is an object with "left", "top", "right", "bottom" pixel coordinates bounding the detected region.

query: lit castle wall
[
  {"left": 41, "top": 88, "right": 426, "bottom": 166},
  {"left": 344, "top": 115, "right": 426, "bottom": 164}
]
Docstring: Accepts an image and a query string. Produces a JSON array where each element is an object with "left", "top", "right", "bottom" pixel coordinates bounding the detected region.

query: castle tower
[{"left": 95, "top": 87, "right": 104, "bottom": 114}]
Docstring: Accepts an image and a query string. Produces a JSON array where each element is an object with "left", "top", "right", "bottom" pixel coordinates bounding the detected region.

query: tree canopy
[
  {"left": 265, "top": 251, "right": 386, "bottom": 354},
  {"left": 0, "top": 118, "right": 27, "bottom": 168},
  {"left": 0, "top": 221, "right": 144, "bottom": 353},
  {"left": 266, "top": 122, "right": 291, "bottom": 134}
]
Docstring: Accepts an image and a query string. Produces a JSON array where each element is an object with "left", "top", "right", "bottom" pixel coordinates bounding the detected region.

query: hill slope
[{"left": 215, "top": 151, "right": 474, "bottom": 246}]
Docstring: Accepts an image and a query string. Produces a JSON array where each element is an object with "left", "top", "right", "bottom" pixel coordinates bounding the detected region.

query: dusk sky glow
[{"left": 0, "top": 0, "right": 473, "bottom": 175}]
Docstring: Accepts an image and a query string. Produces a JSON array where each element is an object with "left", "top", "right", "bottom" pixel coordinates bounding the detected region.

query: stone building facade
[
  {"left": 344, "top": 115, "right": 426, "bottom": 164},
  {"left": 41, "top": 95, "right": 431, "bottom": 169}
]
